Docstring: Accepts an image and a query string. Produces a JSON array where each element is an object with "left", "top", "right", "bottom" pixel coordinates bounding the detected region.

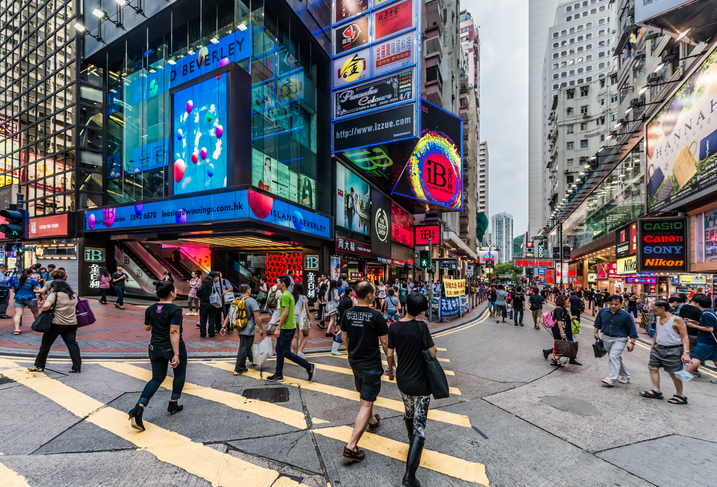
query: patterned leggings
[{"left": 401, "top": 392, "right": 431, "bottom": 440}]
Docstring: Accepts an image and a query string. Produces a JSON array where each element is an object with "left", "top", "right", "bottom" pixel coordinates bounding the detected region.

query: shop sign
[
  {"left": 513, "top": 259, "right": 554, "bottom": 268},
  {"left": 88, "top": 263, "right": 101, "bottom": 289},
  {"left": 391, "top": 259, "right": 408, "bottom": 266},
  {"left": 478, "top": 250, "right": 498, "bottom": 264},
  {"left": 440, "top": 297, "right": 460, "bottom": 317},
  {"left": 465, "top": 265, "right": 474, "bottom": 276},
  {"left": 330, "top": 256, "right": 342, "bottom": 281},
  {"left": 391, "top": 202, "right": 414, "bottom": 247},
  {"left": 702, "top": 210, "right": 717, "bottom": 262},
  {"left": 616, "top": 256, "right": 637, "bottom": 275},
  {"left": 637, "top": 217, "right": 688, "bottom": 272},
  {"left": 679, "top": 275, "right": 707, "bottom": 285},
  {"left": 597, "top": 262, "right": 617, "bottom": 279},
  {"left": 372, "top": 31, "right": 416, "bottom": 77},
  {"left": 415, "top": 224, "right": 441, "bottom": 245},
  {"left": 616, "top": 223, "right": 634, "bottom": 258},
  {"left": 646, "top": 49, "right": 717, "bottom": 212},
  {"left": 334, "top": 69, "right": 415, "bottom": 119},
  {"left": 627, "top": 277, "right": 657, "bottom": 284},
  {"left": 29, "top": 214, "right": 69, "bottom": 238},
  {"left": 304, "top": 271, "right": 317, "bottom": 299},
  {"left": 588, "top": 273, "right": 597, "bottom": 282},
  {"left": 335, "top": 235, "right": 372, "bottom": 257},
  {"left": 443, "top": 278, "right": 465, "bottom": 297},
  {"left": 370, "top": 190, "right": 392, "bottom": 259},
  {"left": 84, "top": 248, "right": 105, "bottom": 263},
  {"left": 334, "top": 0, "right": 370, "bottom": 24},
  {"left": 373, "top": 0, "right": 414, "bottom": 41},
  {"left": 304, "top": 255, "right": 320, "bottom": 271},
  {"left": 333, "top": 103, "right": 415, "bottom": 152},
  {"left": 630, "top": 222, "right": 637, "bottom": 254},
  {"left": 333, "top": 48, "right": 372, "bottom": 88},
  {"left": 376, "top": 256, "right": 391, "bottom": 264},
  {"left": 350, "top": 272, "right": 364, "bottom": 280},
  {"left": 333, "top": 15, "right": 370, "bottom": 55},
  {"left": 84, "top": 189, "right": 331, "bottom": 239},
  {"left": 439, "top": 262, "right": 454, "bottom": 269}
]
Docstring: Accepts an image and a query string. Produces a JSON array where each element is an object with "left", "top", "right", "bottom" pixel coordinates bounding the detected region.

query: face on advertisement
[{"left": 336, "top": 165, "right": 370, "bottom": 235}]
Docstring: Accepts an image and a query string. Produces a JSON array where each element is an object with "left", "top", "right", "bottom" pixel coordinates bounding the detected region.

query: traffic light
[
  {"left": 0, "top": 208, "right": 26, "bottom": 239},
  {"left": 419, "top": 250, "right": 431, "bottom": 269}
]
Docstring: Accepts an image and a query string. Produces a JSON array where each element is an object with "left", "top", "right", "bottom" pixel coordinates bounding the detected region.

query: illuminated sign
[
  {"left": 84, "top": 248, "right": 105, "bottom": 263},
  {"left": 415, "top": 224, "right": 441, "bottom": 245},
  {"left": 333, "top": 15, "right": 370, "bottom": 55},
  {"left": 350, "top": 272, "right": 364, "bottom": 280},
  {"left": 336, "top": 164, "right": 371, "bottom": 236},
  {"left": 479, "top": 250, "right": 498, "bottom": 264},
  {"left": 616, "top": 256, "right": 637, "bottom": 275},
  {"left": 637, "top": 217, "right": 688, "bottom": 272},
  {"left": 335, "top": 235, "right": 372, "bottom": 257},
  {"left": 513, "top": 259, "right": 555, "bottom": 268},
  {"left": 679, "top": 275, "right": 707, "bottom": 285},
  {"left": 304, "top": 271, "right": 317, "bottom": 299},
  {"left": 626, "top": 277, "right": 657, "bottom": 284},
  {"left": 371, "top": 190, "right": 391, "bottom": 259},
  {"left": 333, "top": 103, "right": 416, "bottom": 152},
  {"left": 373, "top": 0, "right": 414, "bottom": 40},
  {"left": 334, "top": 0, "right": 370, "bottom": 24},
  {"left": 333, "top": 69, "right": 415, "bottom": 119},
  {"left": 372, "top": 31, "right": 416, "bottom": 77},
  {"left": 616, "top": 223, "right": 634, "bottom": 259},
  {"left": 391, "top": 202, "right": 414, "bottom": 247},
  {"left": 333, "top": 48, "right": 371, "bottom": 88},
  {"left": 305, "top": 255, "right": 320, "bottom": 271},
  {"left": 29, "top": 214, "right": 69, "bottom": 238},
  {"left": 84, "top": 189, "right": 331, "bottom": 239}
]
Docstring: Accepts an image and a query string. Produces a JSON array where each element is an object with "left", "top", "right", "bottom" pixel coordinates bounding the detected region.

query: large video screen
[
  {"left": 251, "top": 150, "right": 316, "bottom": 209},
  {"left": 173, "top": 73, "right": 228, "bottom": 195},
  {"left": 336, "top": 164, "right": 370, "bottom": 236}
]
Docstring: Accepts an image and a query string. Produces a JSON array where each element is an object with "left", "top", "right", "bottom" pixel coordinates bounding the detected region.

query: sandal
[
  {"left": 27, "top": 366, "right": 44, "bottom": 372},
  {"left": 342, "top": 446, "right": 365, "bottom": 463},
  {"left": 550, "top": 359, "right": 564, "bottom": 367},
  {"left": 640, "top": 390, "right": 664, "bottom": 399},
  {"left": 668, "top": 395, "right": 688, "bottom": 405},
  {"left": 367, "top": 414, "right": 380, "bottom": 433}
]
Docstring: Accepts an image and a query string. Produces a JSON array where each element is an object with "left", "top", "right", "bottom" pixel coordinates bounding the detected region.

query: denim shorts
[
  {"left": 14, "top": 299, "right": 38, "bottom": 309},
  {"left": 692, "top": 342, "right": 717, "bottom": 362},
  {"left": 350, "top": 365, "right": 383, "bottom": 402}
]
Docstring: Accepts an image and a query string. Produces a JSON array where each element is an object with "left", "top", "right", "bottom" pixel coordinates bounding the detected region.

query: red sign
[
  {"left": 335, "top": 235, "right": 372, "bottom": 257},
  {"left": 415, "top": 224, "right": 441, "bottom": 245},
  {"left": 391, "top": 203, "right": 413, "bottom": 247},
  {"left": 391, "top": 259, "right": 409, "bottom": 266},
  {"left": 513, "top": 259, "right": 555, "bottom": 268},
  {"left": 630, "top": 222, "right": 637, "bottom": 254},
  {"left": 374, "top": 0, "right": 413, "bottom": 41},
  {"left": 334, "top": 15, "right": 370, "bottom": 55},
  {"left": 29, "top": 214, "right": 68, "bottom": 238},
  {"left": 546, "top": 268, "right": 554, "bottom": 284}
]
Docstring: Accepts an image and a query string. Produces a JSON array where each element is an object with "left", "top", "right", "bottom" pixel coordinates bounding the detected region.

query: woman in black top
[
  {"left": 196, "top": 275, "right": 218, "bottom": 338},
  {"left": 332, "top": 286, "right": 354, "bottom": 356},
  {"left": 128, "top": 280, "right": 186, "bottom": 431},
  {"left": 542, "top": 295, "right": 579, "bottom": 366},
  {"left": 386, "top": 292, "right": 436, "bottom": 487}
]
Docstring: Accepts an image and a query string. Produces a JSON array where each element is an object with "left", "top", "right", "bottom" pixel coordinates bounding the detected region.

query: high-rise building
[
  {"left": 478, "top": 141, "right": 489, "bottom": 221},
  {"left": 491, "top": 212, "right": 514, "bottom": 263}
]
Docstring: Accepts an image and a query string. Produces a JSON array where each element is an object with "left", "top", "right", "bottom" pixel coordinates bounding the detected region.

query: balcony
[
  {"left": 425, "top": 0, "right": 444, "bottom": 33},
  {"left": 424, "top": 27, "right": 443, "bottom": 59},
  {"left": 425, "top": 62, "right": 444, "bottom": 107}
]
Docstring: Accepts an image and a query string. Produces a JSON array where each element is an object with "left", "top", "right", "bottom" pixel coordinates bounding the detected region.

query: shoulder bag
[
  {"left": 76, "top": 297, "right": 96, "bottom": 327},
  {"left": 210, "top": 286, "right": 223, "bottom": 308},
  {"left": 419, "top": 321, "right": 450, "bottom": 399},
  {"left": 31, "top": 296, "right": 57, "bottom": 333}
]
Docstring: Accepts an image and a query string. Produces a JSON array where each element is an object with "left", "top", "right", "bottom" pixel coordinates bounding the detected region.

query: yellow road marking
[
  {"left": 0, "top": 460, "right": 31, "bottom": 487},
  {"left": 1, "top": 365, "right": 312, "bottom": 487},
  {"left": 436, "top": 347, "right": 447, "bottom": 352},
  {"left": 432, "top": 314, "right": 489, "bottom": 338},
  {"left": 329, "top": 354, "right": 455, "bottom": 375},
  {"left": 203, "top": 361, "right": 471, "bottom": 428},
  {"left": 310, "top": 362, "right": 461, "bottom": 395},
  {"left": 313, "top": 425, "right": 489, "bottom": 486},
  {"left": 98, "top": 362, "right": 320, "bottom": 429}
]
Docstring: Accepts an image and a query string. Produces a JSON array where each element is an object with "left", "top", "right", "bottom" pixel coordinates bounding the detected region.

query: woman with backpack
[
  {"left": 324, "top": 280, "right": 341, "bottom": 338},
  {"left": 383, "top": 288, "right": 401, "bottom": 322},
  {"left": 128, "top": 280, "right": 186, "bottom": 431},
  {"left": 196, "top": 275, "right": 219, "bottom": 338},
  {"left": 291, "top": 282, "right": 311, "bottom": 359},
  {"left": 28, "top": 277, "right": 81, "bottom": 373},
  {"left": 10, "top": 268, "right": 41, "bottom": 335},
  {"left": 542, "top": 295, "right": 580, "bottom": 366},
  {"left": 98, "top": 267, "right": 111, "bottom": 304}
]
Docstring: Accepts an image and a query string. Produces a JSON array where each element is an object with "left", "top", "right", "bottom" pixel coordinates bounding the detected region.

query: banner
[
  {"left": 333, "top": 69, "right": 415, "bottom": 119},
  {"left": 440, "top": 297, "right": 460, "bottom": 317},
  {"left": 637, "top": 217, "right": 688, "bottom": 272},
  {"left": 460, "top": 295, "right": 469, "bottom": 314},
  {"left": 333, "top": 103, "right": 415, "bottom": 152},
  {"left": 444, "top": 278, "right": 465, "bottom": 298}
]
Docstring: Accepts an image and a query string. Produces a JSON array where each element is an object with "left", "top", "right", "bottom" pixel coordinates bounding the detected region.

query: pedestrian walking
[
  {"left": 187, "top": 270, "right": 201, "bottom": 316},
  {"left": 332, "top": 287, "right": 354, "bottom": 356},
  {"left": 640, "top": 300, "right": 690, "bottom": 403},
  {"left": 317, "top": 275, "right": 328, "bottom": 326},
  {"left": 488, "top": 285, "right": 497, "bottom": 317},
  {"left": 111, "top": 265, "right": 128, "bottom": 309},
  {"left": 0, "top": 264, "right": 12, "bottom": 319},
  {"left": 196, "top": 275, "right": 219, "bottom": 338},
  {"left": 569, "top": 291, "right": 584, "bottom": 322},
  {"left": 340, "top": 281, "right": 389, "bottom": 463},
  {"left": 265, "top": 279, "right": 283, "bottom": 334},
  {"left": 9, "top": 268, "right": 41, "bottom": 335},
  {"left": 384, "top": 288, "right": 401, "bottom": 322},
  {"left": 386, "top": 292, "right": 434, "bottom": 487},
  {"left": 267, "top": 275, "right": 316, "bottom": 383},
  {"left": 494, "top": 285, "right": 508, "bottom": 323},
  {"left": 627, "top": 293, "right": 639, "bottom": 318},
  {"left": 377, "top": 280, "right": 387, "bottom": 309},
  {"left": 324, "top": 280, "right": 341, "bottom": 337},
  {"left": 291, "top": 282, "right": 311, "bottom": 359},
  {"left": 214, "top": 271, "right": 234, "bottom": 323},
  {"left": 542, "top": 295, "right": 581, "bottom": 366},
  {"left": 28, "top": 278, "right": 81, "bottom": 373},
  {"left": 528, "top": 287, "right": 544, "bottom": 329},
  {"left": 98, "top": 267, "right": 111, "bottom": 305},
  {"left": 593, "top": 295, "right": 638, "bottom": 386},
  {"left": 685, "top": 293, "right": 717, "bottom": 377},
  {"left": 127, "top": 280, "right": 186, "bottom": 431},
  {"left": 221, "top": 284, "right": 263, "bottom": 375},
  {"left": 512, "top": 286, "right": 526, "bottom": 326}
]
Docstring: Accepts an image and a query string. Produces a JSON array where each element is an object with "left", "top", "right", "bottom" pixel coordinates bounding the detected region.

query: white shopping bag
[{"left": 252, "top": 337, "right": 274, "bottom": 366}]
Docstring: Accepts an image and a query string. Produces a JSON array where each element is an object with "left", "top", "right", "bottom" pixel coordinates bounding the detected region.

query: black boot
[
  {"left": 404, "top": 418, "right": 414, "bottom": 443},
  {"left": 568, "top": 358, "right": 582, "bottom": 366},
  {"left": 128, "top": 404, "right": 145, "bottom": 431},
  {"left": 167, "top": 400, "right": 184, "bottom": 415},
  {"left": 402, "top": 436, "right": 425, "bottom": 487}
]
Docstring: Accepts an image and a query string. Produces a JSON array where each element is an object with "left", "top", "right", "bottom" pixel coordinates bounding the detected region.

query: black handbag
[
  {"left": 592, "top": 339, "right": 607, "bottom": 358},
  {"left": 31, "top": 299, "right": 56, "bottom": 333},
  {"left": 419, "top": 321, "right": 450, "bottom": 399}
]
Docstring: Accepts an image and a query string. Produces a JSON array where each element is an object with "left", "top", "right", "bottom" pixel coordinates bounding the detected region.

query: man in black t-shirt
[
  {"left": 112, "top": 265, "right": 128, "bottom": 309},
  {"left": 339, "top": 281, "right": 389, "bottom": 464}
]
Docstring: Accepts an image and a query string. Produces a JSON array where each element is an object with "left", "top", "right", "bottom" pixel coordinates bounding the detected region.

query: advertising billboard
[
  {"left": 333, "top": 69, "right": 415, "bottom": 119},
  {"left": 29, "top": 214, "right": 69, "bottom": 238},
  {"left": 330, "top": 255, "right": 342, "bottom": 281},
  {"left": 636, "top": 0, "right": 693, "bottom": 23},
  {"left": 391, "top": 202, "right": 413, "bottom": 247},
  {"left": 646, "top": 49, "right": 717, "bottom": 211},
  {"left": 479, "top": 250, "right": 498, "bottom": 264},
  {"left": 333, "top": 15, "right": 370, "bottom": 55},
  {"left": 373, "top": 0, "right": 415, "bottom": 40},
  {"left": 415, "top": 224, "right": 441, "bottom": 245},
  {"left": 372, "top": 31, "right": 416, "bottom": 77},
  {"left": 84, "top": 189, "right": 331, "bottom": 239},
  {"left": 637, "top": 217, "right": 688, "bottom": 272},
  {"left": 616, "top": 256, "right": 637, "bottom": 275},
  {"left": 334, "top": 0, "right": 370, "bottom": 24},
  {"left": 333, "top": 103, "right": 416, "bottom": 152},
  {"left": 371, "top": 190, "right": 392, "bottom": 258},
  {"left": 173, "top": 73, "right": 228, "bottom": 195},
  {"left": 616, "top": 222, "right": 634, "bottom": 259},
  {"left": 336, "top": 164, "right": 371, "bottom": 235},
  {"left": 333, "top": 48, "right": 372, "bottom": 88},
  {"left": 251, "top": 151, "right": 316, "bottom": 210}
]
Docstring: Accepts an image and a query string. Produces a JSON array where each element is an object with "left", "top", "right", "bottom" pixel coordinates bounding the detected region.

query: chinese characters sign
[
  {"left": 513, "top": 259, "right": 555, "bottom": 268},
  {"left": 335, "top": 235, "right": 372, "bottom": 257},
  {"left": 443, "top": 278, "right": 465, "bottom": 298},
  {"left": 373, "top": 0, "right": 414, "bottom": 40},
  {"left": 440, "top": 297, "right": 460, "bottom": 317}
]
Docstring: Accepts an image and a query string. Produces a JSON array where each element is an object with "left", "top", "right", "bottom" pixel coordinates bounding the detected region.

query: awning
[{"left": 442, "top": 230, "right": 478, "bottom": 260}]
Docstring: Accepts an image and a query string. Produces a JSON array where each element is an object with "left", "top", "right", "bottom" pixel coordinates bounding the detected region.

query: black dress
[{"left": 551, "top": 306, "right": 573, "bottom": 341}]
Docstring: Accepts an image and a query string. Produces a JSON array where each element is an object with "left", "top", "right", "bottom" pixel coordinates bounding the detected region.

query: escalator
[
  {"left": 213, "top": 253, "right": 253, "bottom": 291},
  {"left": 142, "top": 244, "right": 193, "bottom": 280},
  {"left": 121, "top": 241, "right": 191, "bottom": 296},
  {"left": 118, "top": 242, "right": 159, "bottom": 281}
]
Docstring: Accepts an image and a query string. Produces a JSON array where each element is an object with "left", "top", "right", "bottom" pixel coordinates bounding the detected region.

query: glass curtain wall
[
  {"left": 563, "top": 144, "right": 644, "bottom": 249},
  {"left": 105, "top": 0, "right": 321, "bottom": 210},
  {"left": 0, "top": 0, "right": 77, "bottom": 217}
]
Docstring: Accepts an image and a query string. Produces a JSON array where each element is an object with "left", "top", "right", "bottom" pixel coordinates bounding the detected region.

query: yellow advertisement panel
[{"left": 444, "top": 278, "right": 465, "bottom": 298}]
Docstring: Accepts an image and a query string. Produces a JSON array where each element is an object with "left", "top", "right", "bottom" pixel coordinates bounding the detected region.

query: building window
[
  {"left": 599, "top": 5, "right": 605, "bottom": 11},
  {"left": 598, "top": 18, "right": 605, "bottom": 25},
  {"left": 566, "top": 16, "right": 572, "bottom": 21},
  {"left": 580, "top": 139, "right": 589, "bottom": 148},
  {"left": 577, "top": 68, "right": 584, "bottom": 73},
  {"left": 553, "top": 53, "right": 559, "bottom": 59},
  {"left": 553, "top": 42, "right": 559, "bottom": 48},
  {"left": 611, "top": 74, "right": 617, "bottom": 85},
  {"left": 561, "top": 71, "right": 568, "bottom": 77},
  {"left": 566, "top": 5, "right": 572, "bottom": 11},
  {"left": 586, "top": 33, "right": 592, "bottom": 39},
  {"left": 561, "top": 30, "right": 567, "bottom": 35},
  {"left": 574, "top": 13, "right": 580, "bottom": 19},
  {"left": 567, "top": 89, "right": 575, "bottom": 99},
  {"left": 600, "top": 98, "right": 605, "bottom": 106},
  {"left": 586, "top": 55, "right": 593, "bottom": 60},
  {"left": 599, "top": 40, "right": 605, "bottom": 47},
  {"left": 600, "top": 134, "right": 605, "bottom": 141},
  {"left": 578, "top": 25, "right": 584, "bottom": 31},
  {"left": 567, "top": 175, "right": 575, "bottom": 184},
  {"left": 611, "top": 93, "right": 618, "bottom": 102},
  {"left": 578, "top": 46, "right": 584, "bottom": 52},
  {"left": 586, "top": 65, "right": 593, "bottom": 71},
  {"left": 578, "top": 35, "right": 584, "bottom": 41},
  {"left": 598, "top": 51, "right": 605, "bottom": 57},
  {"left": 570, "top": 69, "right": 575, "bottom": 75},
  {"left": 570, "top": 38, "right": 575, "bottom": 44},
  {"left": 553, "top": 84, "right": 560, "bottom": 89},
  {"left": 567, "top": 141, "right": 575, "bottom": 150},
  {"left": 567, "top": 159, "right": 574, "bottom": 166},
  {"left": 562, "top": 40, "right": 568, "bottom": 46},
  {"left": 598, "top": 62, "right": 605, "bottom": 68},
  {"left": 553, "top": 32, "right": 559, "bottom": 38},
  {"left": 553, "top": 73, "right": 559, "bottom": 79},
  {"left": 600, "top": 78, "right": 606, "bottom": 88},
  {"left": 590, "top": 8, "right": 596, "bottom": 14},
  {"left": 561, "top": 51, "right": 567, "bottom": 56},
  {"left": 580, "top": 105, "right": 588, "bottom": 115},
  {"left": 561, "top": 61, "right": 567, "bottom": 67},
  {"left": 580, "top": 86, "right": 589, "bottom": 96},
  {"left": 580, "top": 122, "right": 587, "bottom": 130},
  {"left": 553, "top": 63, "right": 559, "bottom": 69},
  {"left": 567, "top": 107, "right": 574, "bottom": 115},
  {"left": 567, "top": 124, "right": 575, "bottom": 134}
]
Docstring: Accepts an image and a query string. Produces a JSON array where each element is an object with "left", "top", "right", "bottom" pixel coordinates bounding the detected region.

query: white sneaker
[
  {"left": 618, "top": 377, "right": 630, "bottom": 384},
  {"left": 298, "top": 352, "right": 306, "bottom": 359},
  {"left": 331, "top": 350, "right": 343, "bottom": 356},
  {"left": 601, "top": 378, "right": 615, "bottom": 386}
]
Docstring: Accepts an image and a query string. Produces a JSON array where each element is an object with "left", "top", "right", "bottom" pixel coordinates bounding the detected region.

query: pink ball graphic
[
  {"left": 215, "top": 126, "right": 223, "bottom": 138},
  {"left": 200, "top": 148, "right": 208, "bottom": 160},
  {"left": 207, "top": 163, "right": 215, "bottom": 177},
  {"left": 134, "top": 204, "right": 143, "bottom": 214},
  {"left": 103, "top": 208, "right": 116, "bottom": 228},
  {"left": 176, "top": 208, "right": 187, "bottom": 224},
  {"left": 133, "top": 168, "right": 140, "bottom": 174},
  {"left": 88, "top": 213, "right": 96, "bottom": 230},
  {"left": 191, "top": 152, "right": 199, "bottom": 164},
  {"left": 186, "top": 100, "right": 193, "bottom": 113},
  {"left": 219, "top": 57, "right": 230, "bottom": 68},
  {"left": 174, "top": 159, "right": 186, "bottom": 182}
]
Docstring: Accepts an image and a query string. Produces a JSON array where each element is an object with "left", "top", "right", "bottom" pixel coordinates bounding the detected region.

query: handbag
[
  {"left": 76, "top": 297, "right": 96, "bottom": 328},
  {"left": 210, "top": 286, "right": 223, "bottom": 308},
  {"left": 592, "top": 339, "right": 607, "bottom": 358},
  {"left": 646, "top": 164, "right": 664, "bottom": 198},
  {"left": 31, "top": 299, "right": 56, "bottom": 333},
  {"left": 553, "top": 339, "right": 579, "bottom": 359},
  {"left": 419, "top": 321, "right": 450, "bottom": 399},
  {"left": 256, "top": 289, "right": 267, "bottom": 304},
  {"left": 673, "top": 140, "right": 698, "bottom": 189}
]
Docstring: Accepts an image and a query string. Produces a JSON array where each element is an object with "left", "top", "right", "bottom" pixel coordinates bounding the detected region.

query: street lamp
[
  {"left": 74, "top": 20, "right": 103, "bottom": 42},
  {"left": 115, "top": 0, "right": 144, "bottom": 16}
]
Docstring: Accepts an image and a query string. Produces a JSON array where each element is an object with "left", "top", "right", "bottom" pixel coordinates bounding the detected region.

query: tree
[
  {"left": 493, "top": 262, "right": 524, "bottom": 284},
  {"left": 513, "top": 235, "right": 524, "bottom": 257}
]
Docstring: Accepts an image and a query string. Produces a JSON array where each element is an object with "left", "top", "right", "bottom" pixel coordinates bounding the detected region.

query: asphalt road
[{"left": 1, "top": 305, "right": 717, "bottom": 487}]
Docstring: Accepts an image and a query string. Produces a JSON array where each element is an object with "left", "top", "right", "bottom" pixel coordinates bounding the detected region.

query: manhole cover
[
  {"left": 0, "top": 375, "right": 15, "bottom": 385},
  {"left": 540, "top": 396, "right": 600, "bottom": 416},
  {"left": 242, "top": 387, "right": 290, "bottom": 403}
]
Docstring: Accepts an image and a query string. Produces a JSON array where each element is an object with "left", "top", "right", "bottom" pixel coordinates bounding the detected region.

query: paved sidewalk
[{"left": 0, "top": 296, "right": 488, "bottom": 358}]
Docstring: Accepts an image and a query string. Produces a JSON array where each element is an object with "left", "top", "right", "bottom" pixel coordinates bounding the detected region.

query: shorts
[
  {"left": 648, "top": 345, "right": 684, "bottom": 373},
  {"left": 488, "top": 301, "right": 495, "bottom": 309},
  {"left": 14, "top": 299, "right": 38, "bottom": 309},
  {"left": 350, "top": 364, "right": 383, "bottom": 402},
  {"left": 531, "top": 309, "right": 542, "bottom": 323},
  {"left": 496, "top": 304, "right": 507, "bottom": 317},
  {"left": 692, "top": 342, "right": 717, "bottom": 362}
]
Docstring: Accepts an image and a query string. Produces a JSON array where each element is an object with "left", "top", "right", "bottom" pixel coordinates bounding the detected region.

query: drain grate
[
  {"left": 0, "top": 375, "right": 16, "bottom": 385},
  {"left": 242, "top": 387, "right": 290, "bottom": 403}
]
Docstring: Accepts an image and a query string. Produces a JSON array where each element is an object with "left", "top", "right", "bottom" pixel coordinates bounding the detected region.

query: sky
[{"left": 462, "top": 0, "right": 529, "bottom": 237}]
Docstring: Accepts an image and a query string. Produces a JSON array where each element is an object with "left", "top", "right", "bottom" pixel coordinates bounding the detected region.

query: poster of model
[{"left": 336, "top": 164, "right": 370, "bottom": 235}]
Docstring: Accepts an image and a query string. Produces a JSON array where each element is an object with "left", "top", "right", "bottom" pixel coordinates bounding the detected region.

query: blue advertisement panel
[
  {"left": 440, "top": 297, "right": 460, "bottom": 317},
  {"left": 173, "top": 73, "right": 228, "bottom": 194},
  {"left": 85, "top": 189, "right": 331, "bottom": 239}
]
